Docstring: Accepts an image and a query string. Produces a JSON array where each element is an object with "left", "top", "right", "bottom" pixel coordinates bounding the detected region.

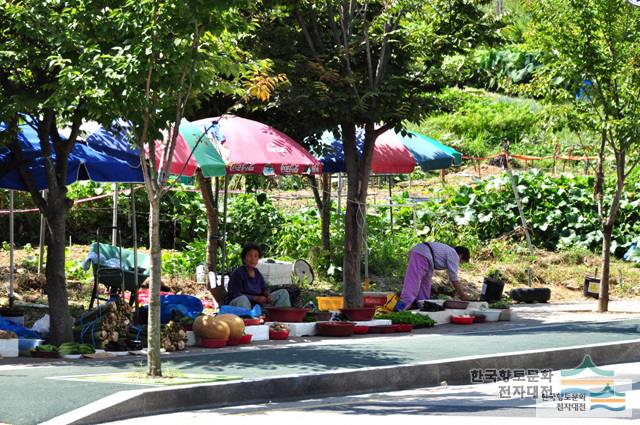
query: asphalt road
[{"left": 108, "top": 362, "right": 640, "bottom": 424}]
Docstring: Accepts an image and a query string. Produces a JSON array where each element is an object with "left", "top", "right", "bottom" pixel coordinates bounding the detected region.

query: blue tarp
[
  {"left": 0, "top": 120, "right": 144, "bottom": 190},
  {"left": 0, "top": 316, "right": 40, "bottom": 339}
]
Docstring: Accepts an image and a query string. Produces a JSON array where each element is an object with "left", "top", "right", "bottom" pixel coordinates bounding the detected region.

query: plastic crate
[
  {"left": 363, "top": 293, "right": 389, "bottom": 307},
  {"left": 317, "top": 296, "right": 343, "bottom": 311}
]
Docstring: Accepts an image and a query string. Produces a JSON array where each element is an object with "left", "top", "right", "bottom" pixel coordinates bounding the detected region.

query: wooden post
[{"left": 503, "top": 141, "right": 534, "bottom": 287}]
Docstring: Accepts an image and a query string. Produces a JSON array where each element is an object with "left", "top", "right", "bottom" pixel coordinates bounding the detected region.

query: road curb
[{"left": 45, "top": 338, "right": 640, "bottom": 425}]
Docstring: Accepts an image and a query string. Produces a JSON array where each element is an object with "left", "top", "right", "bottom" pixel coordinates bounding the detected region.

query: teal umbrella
[{"left": 398, "top": 130, "right": 462, "bottom": 171}]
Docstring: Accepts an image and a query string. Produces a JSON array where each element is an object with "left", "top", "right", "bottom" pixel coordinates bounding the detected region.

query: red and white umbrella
[{"left": 192, "top": 115, "right": 322, "bottom": 175}]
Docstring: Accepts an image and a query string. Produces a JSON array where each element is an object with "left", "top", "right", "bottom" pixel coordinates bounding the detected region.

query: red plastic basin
[
  {"left": 269, "top": 330, "right": 289, "bottom": 340},
  {"left": 340, "top": 307, "right": 376, "bottom": 321},
  {"left": 227, "top": 334, "right": 253, "bottom": 346},
  {"left": 265, "top": 307, "right": 308, "bottom": 323},
  {"left": 450, "top": 315, "right": 474, "bottom": 325},
  {"left": 368, "top": 325, "right": 397, "bottom": 334},
  {"left": 352, "top": 325, "right": 369, "bottom": 334},
  {"left": 243, "top": 318, "right": 262, "bottom": 326},
  {"left": 200, "top": 338, "right": 227, "bottom": 348},
  {"left": 317, "top": 322, "right": 355, "bottom": 337},
  {"left": 394, "top": 324, "right": 413, "bottom": 332}
]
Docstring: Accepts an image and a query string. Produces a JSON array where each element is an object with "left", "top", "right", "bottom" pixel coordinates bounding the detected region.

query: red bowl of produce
[
  {"left": 394, "top": 324, "right": 413, "bottom": 332},
  {"left": 450, "top": 315, "right": 475, "bottom": 325},
  {"left": 352, "top": 325, "right": 369, "bottom": 334},
  {"left": 265, "top": 307, "right": 308, "bottom": 323},
  {"left": 317, "top": 322, "right": 355, "bottom": 337},
  {"left": 340, "top": 307, "right": 376, "bottom": 321},
  {"left": 368, "top": 325, "right": 397, "bottom": 334},
  {"left": 227, "top": 334, "right": 253, "bottom": 346},
  {"left": 243, "top": 318, "right": 262, "bottom": 326},
  {"left": 199, "top": 338, "right": 227, "bottom": 348},
  {"left": 269, "top": 330, "right": 290, "bottom": 340}
]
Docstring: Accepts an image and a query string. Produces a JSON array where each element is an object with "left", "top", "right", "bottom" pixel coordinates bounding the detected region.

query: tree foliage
[{"left": 523, "top": 0, "right": 640, "bottom": 311}]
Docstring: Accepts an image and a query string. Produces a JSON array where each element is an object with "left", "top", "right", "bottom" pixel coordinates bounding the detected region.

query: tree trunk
[
  {"left": 44, "top": 196, "right": 73, "bottom": 345},
  {"left": 320, "top": 174, "right": 331, "bottom": 253},
  {"left": 598, "top": 224, "right": 613, "bottom": 312},
  {"left": 309, "top": 174, "right": 332, "bottom": 253},
  {"left": 196, "top": 170, "right": 219, "bottom": 273},
  {"left": 343, "top": 181, "right": 364, "bottom": 307},
  {"left": 342, "top": 123, "right": 375, "bottom": 308},
  {"left": 147, "top": 198, "right": 162, "bottom": 377}
]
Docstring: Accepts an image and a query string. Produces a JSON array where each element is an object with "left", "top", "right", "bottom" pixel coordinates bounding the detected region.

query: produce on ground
[
  {"left": 32, "top": 344, "right": 58, "bottom": 353},
  {"left": 269, "top": 322, "right": 289, "bottom": 332},
  {"left": 161, "top": 320, "right": 188, "bottom": 352},
  {"left": 193, "top": 315, "right": 231, "bottom": 340},
  {"left": 0, "top": 330, "right": 17, "bottom": 339},
  {"left": 375, "top": 311, "right": 436, "bottom": 327},
  {"left": 214, "top": 314, "right": 245, "bottom": 338},
  {"left": 73, "top": 300, "right": 133, "bottom": 349},
  {"left": 58, "top": 342, "right": 95, "bottom": 355}
]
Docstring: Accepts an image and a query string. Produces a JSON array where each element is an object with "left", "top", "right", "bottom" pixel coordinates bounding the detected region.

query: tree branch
[{"left": 294, "top": 8, "right": 319, "bottom": 57}]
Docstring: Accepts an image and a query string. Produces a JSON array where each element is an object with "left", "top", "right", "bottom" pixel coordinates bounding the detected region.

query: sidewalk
[{"left": 1, "top": 301, "right": 639, "bottom": 425}]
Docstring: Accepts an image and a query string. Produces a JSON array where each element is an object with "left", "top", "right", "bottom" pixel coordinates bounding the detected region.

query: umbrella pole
[
  {"left": 9, "top": 190, "right": 15, "bottom": 309},
  {"left": 131, "top": 184, "right": 139, "bottom": 319},
  {"left": 38, "top": 191, "right": 46, "bottom": 275},
  {"left": 388, "top": 175, "right": 393, "bottom": 236},
  {"left": 112, "top": 183, "right": 119, "bottom": 244},
  {"left": 222, "top": 175, "right": 229, "bottom": 287},
  {"left": 337, "top": 173, "right": 343, "bottom": 219}
]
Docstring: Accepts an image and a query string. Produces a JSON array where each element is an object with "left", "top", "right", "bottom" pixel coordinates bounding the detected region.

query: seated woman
[{"left": 226, "top": 242, "right": 291, "bottom": 309}]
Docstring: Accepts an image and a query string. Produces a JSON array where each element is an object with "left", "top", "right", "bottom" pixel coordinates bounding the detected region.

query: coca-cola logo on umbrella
[
  {"left": 280, "top": 164, "right": 300, "bottom": 174},
  {"left": 229, "top": 163, "right": 256, "bottom": 173},
  {"left": 267, "top": 142, "right": 287, "bottom": 155},
  {"left": 629, "top": 0, "right": 640, "bottom": 6}
]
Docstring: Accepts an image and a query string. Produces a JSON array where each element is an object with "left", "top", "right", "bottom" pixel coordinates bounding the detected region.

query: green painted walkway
[{"left": 1, "top": 318, "right": 639, "bottom": 425}]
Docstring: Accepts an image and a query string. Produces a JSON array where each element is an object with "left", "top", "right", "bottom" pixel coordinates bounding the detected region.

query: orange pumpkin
[
  {"left": 193, "top": 315, "right": 230, "bottom": 340},
  {"left": 215, "top": 314, "right": 245, "bottom": 338}
]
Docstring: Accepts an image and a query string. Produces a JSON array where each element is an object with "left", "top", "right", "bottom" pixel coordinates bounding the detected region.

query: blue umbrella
[{"left": 0, "top": 121, "right": 144, "bottom": 190}]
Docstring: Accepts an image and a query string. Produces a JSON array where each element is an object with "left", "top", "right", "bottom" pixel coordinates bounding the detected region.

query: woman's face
[{"left": 243, "top": 249, "right": 260, "bottom": 268}]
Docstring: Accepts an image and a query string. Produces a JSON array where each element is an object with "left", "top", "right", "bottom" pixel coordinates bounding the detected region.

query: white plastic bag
[{"left": 31, "top": 314, "right": 50, "bottom": 337}]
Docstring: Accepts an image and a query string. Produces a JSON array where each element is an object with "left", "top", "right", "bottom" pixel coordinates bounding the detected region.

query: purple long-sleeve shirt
[{"left": 226, "top": 266, "right": 267, "bottom": 303}]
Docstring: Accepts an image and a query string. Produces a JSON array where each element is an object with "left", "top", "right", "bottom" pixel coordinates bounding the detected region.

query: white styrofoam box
[
  {"left": 257, "top": 260, "right": 293, "bottom": 287},
  {"left": 265, "top": 321, "right": 317, "bottom": 337},
  {"left": 416, "top": 310, "right": 451, "bottom": 325},
  {"left": 186, "top": 331, "right": 196, "bottom": 347},
  {"left": 352, "top": 319, "right": 392, "bottom": 326},
  {"left": 0, "top": 338, "right": 19, "bottom": 357},
  {"left": 475, "top": 309, "right": 502, "bottom": 322},
  {"left": 245, "top": 325, "right": 269, "bottom": 341},
  {"left": 467, "top": 301, "right": 489, "bottom": 310}
]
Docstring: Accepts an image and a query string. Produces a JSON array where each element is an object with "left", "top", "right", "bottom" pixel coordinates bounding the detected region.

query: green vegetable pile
[
  {"left": 32, "top": 344, "right": 58, "bottom": 353},
  {"left": 375, "top": 311, "right": 436, "bottom": 327},
  {"left": 58, "top": 342, "right": 96, "bottom": 355}
]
